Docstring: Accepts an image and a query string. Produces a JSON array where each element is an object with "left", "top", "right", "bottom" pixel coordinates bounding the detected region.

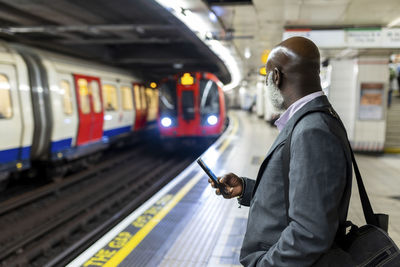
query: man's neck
[{"left": 284, "top": 86, "right": 322, "bottom": 108}]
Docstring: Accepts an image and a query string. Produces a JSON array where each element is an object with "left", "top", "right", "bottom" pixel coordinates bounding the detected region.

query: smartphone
[{"left": 197, "top": 158, "right": 228, "bottom": 196}]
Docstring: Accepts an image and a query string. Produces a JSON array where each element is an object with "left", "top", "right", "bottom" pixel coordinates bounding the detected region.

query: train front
[{"left": 158, "top": 72, "right": 226, "bottom": 138}]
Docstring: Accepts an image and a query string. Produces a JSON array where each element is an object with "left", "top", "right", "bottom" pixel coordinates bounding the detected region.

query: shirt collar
[{"left": 274, "top": 91, "right": 324, "bottom": 132}]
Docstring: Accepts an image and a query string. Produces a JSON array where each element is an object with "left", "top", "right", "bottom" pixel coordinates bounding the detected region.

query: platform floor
[{"left": 68, "top": 110, "right": 400, "bottom": 267}]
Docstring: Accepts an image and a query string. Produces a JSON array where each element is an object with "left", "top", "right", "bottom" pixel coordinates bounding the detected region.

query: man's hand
[{"left": 208, "top": 172, "right": 243, "bottom": 199}]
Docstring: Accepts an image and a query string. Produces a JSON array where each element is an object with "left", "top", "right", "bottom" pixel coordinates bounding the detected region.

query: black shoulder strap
[{"left": 282, "top": 107, "right": 380, "bottom": 227}]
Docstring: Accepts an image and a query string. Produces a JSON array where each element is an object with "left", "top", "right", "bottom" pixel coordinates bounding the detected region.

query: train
[
  {"left": 0, "top": 42, "right": 158, "bottom": 185},
  {"left": 158, "top": 72, "right": 227, "bottom": 138}
]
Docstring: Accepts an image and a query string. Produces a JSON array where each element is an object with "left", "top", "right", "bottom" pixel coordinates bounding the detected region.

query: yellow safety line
[
  {"left": 103, "top": 171, "right": 204, "bottom": 267},
  {"left": 384, "top": 147, "right": 400, "bottom": 154},
  {"left": 218, "top": 116, "right": 239, "bottom": 153},
  {"left": 101, "top": 114, "right": 240, "bottom": 267}
]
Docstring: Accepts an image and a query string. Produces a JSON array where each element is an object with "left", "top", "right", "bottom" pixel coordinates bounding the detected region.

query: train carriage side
[
  {"left": 0, "top": 43, "right": 34, "bottom": 182},
  {"left": 35, "top": 49, "right": 139, "bottom": 162},
  {"left": 145, "top": 86, "right": 159, "bottom": 124}
]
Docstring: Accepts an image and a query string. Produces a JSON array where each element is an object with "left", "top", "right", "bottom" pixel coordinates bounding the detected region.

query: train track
[{"left": 0, "top": 134, "right": 213, "bottom": 266}]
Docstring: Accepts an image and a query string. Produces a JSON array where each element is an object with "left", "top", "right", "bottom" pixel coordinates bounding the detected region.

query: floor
[{"left": 69, "top": 110, "right": 400, "bottom": 267}]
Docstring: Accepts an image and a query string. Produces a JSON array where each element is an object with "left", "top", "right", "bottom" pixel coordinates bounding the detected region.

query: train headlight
[
  {"left": 207, "top": 115, "right": 218, "bottom": 126},
  {"left": 161, "top": 117, "right": 172, "bottom": 127}
]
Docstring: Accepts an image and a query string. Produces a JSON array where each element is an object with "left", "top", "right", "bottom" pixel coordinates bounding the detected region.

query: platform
[{"left": 68, "top": 110, "right": 400, "bottom": 267}]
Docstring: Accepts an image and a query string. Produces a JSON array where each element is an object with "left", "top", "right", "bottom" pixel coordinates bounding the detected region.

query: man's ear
[{"left": 273, "top": 67, "right": 281, "bottom": 87}]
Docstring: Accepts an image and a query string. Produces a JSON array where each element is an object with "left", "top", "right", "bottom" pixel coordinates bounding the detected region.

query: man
[{"left": 209, "top": 37, "right": 353, "bottom": 266}]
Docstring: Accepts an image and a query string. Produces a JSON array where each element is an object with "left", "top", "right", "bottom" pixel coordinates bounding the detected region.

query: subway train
[
  {"left": 158, "top": 72, "right": 227, "bottom": 139},
  {"left": 0, "top": 42, "right": 157, "bottom": 184}
]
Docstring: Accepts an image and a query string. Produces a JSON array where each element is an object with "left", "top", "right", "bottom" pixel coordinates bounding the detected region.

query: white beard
[{"left": 266, "top": 72, "right": 285, "bottom": 112}]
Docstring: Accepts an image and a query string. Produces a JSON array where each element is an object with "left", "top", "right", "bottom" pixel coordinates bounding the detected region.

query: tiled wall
[
  {"left": 329, "top": 57, "right": 388, "bottom": 152},
  {"left": 329, "top": 59, "right": 358, "bottom": 140}
]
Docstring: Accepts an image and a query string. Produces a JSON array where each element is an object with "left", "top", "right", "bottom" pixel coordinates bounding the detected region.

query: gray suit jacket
[{"left": 239, "top": 95, "right": 352, "bottom": 266}]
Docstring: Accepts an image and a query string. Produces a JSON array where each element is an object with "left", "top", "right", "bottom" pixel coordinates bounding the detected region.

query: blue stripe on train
[
  {"left": 21, "top": 146, "right": 31, "bottom": 160},
  {"left": 51, "top": 138, "right": 73, "bottom": 153},
  {"left": 0, "top": 146, "right": 31, "bottom": 163},
  {"left": 103, "top": 126, "right": 131, "bottom": 138}
]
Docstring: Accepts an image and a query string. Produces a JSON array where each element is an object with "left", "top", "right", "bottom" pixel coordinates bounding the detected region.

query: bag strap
[{"left": 282, "top": 107, "right": 379, "bottom": 227}]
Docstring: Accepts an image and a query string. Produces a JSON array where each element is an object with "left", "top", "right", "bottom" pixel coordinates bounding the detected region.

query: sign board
[
  {"left": 358, "top": 82, "right": 384, "bottom": 120},
  {"left": 346, "top": 28, "right": 382, "bottom": 47},
  {"left": 382, "top": 28, "right": 400, "bottom": 48},
  {"left": 283, "top": 28, "right": 400, "bottom": 48},
  {"left": 283, "top": 29, "right": 345, "bottom": 48}
]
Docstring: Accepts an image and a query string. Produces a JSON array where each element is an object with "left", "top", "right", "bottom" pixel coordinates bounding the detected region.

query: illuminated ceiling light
[
  {"left": 150, "top": 82, "right": 157, "bottom": 88},
  {"left": 181, "top": 8, "right": 192, "bottom": 16},
  {"left": 388, "top": 16, "right": 400, "bottom": 28},
  {"left": 209, "top": 12, "right": 217, "bottom": 22},
  {"left": 155, "top": 0, "right": 242, "bottom": 92},
  {"left": 173, "top": 63, "right": 183, "bottom": 69},
  {"left": 244, "top": 47, "right": 251, "bottom": 59}
]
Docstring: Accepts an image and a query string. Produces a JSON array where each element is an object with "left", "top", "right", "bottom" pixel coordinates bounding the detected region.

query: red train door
[
  {"left": 177, "top": 73, "right": 200, "bottom": 135},
  {"left": 74, "top": 74, "right": 104, "bottom": 145},
  {"left": 133, "top": 83, "right": 147, "bottom": 130}
]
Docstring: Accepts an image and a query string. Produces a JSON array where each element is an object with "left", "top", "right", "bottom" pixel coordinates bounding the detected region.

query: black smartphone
[{"left": 197, "top": 158, "right": 228, "bottom": 196}]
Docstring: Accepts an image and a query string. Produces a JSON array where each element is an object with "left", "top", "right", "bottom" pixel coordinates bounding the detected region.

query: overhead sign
[
  {"left": 283, "top": 28, "right": 400, "bottom": 48},
  {"left": 180, "top": 73, "right": 194, "bottom": 85},
  {"left": 346, "top": 28, "right": 382, "bottom": 48},
  {"left": 259, "top": 66, "right": 267, "bottom": 76},
  {"left": 382, "top": 28, "right": 400, "bottom": 47},
  {"left": 261, "top": 49, "right": 270, "bottom": 64},
  {"left": 283, "top": 29, "right": 345, "bottom": 48}
]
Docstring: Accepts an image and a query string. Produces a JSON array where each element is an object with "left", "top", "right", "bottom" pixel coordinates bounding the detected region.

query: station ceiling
[
  {"left": 214, "top": 0, "right": 400, "bottom": 78},
  {"left": 0, "top": 0, "right": 231, "bottom": 84}
]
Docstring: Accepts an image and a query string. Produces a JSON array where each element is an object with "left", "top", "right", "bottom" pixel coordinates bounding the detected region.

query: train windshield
[
  {"left": 159, "top": 80, "right": 177, "bottom": 116},
  {"left": 200, "top": 79, "right": 220, "bottom": 115},
  {"left": 182, "top": 90, "right": 195, "bottom": 120}
]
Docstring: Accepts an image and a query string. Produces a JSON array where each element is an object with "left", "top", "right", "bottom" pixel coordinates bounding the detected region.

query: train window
[
  {"left": 200, "top": 79, "right": 220, "bottom": 115},
  {"left": 0, "top": 74, "right": 12, "bottom": 119},
  {"left": 140, "top": 85, "right": 147, "bottom": 109},
  {"left": 60, "top": 80, "right": 73, "bottom": 115},
  {"left": 134, "top": 84, "right": 142, "bottom": 110},
  {"left": 90, "top": 81, "right": 102, "bottom": 113},
  {"left": 182, "top": 90, "right": 195, "bottom": 120},
  {"left": 121, "top": 86, "right": 133, "bottom": 110},
  {"left": 159, "top": 80, "right": 177, "bottom": 116},
  {"left": 77, "top": 78, "right": 91, "bottom": 114},
  {"left": 102, "top": 84, "right": 118, "bottom": 111}
]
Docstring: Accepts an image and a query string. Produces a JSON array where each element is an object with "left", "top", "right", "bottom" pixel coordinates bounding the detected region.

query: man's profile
[{"left": 209, "top": 36, "right": 353, "bottom": 266}]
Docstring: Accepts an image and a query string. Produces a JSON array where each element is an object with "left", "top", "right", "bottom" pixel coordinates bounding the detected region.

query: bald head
[
  {"left": 267, "top": 36, "right": 320, "bottom": 74},
  {"left": 265, "top": 37, "right": 322, "bottom": 108}
]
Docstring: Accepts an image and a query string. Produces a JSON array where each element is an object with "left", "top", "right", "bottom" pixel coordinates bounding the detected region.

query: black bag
[{"left": 282, "top": 107, "right": 400, "bottom": 266}]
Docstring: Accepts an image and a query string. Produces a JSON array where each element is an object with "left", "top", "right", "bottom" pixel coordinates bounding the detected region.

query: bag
[{"left": 282, "top": 106, "right": 400, "bottom": 266}]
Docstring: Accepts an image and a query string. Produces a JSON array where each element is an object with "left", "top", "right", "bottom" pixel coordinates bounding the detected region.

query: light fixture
[
  {"left": 209, "top": 12, "right": 217, "bottom": 22},
  {"left": 388, "top": 16, "right": 400, "bottom": 28},
  {"left": 207, "top": 115, "right": 218, "bottom": 125},
  {"left": 173, "top": 63, "right": 183, "bottom": 69},
  {"left": 150, "top": 82, "right": 157, "bottom": 88},
  {"left": 244, "top": 47, "right": 251, "bottom": 59},
  {"left": 154, "top": 0, "right": 242, "bottom": 92},
  {"left": 161, "top": 117, "right": 172, "bottom": 127}
]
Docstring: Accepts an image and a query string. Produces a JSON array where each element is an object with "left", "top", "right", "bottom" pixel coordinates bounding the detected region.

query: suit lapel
[{"left": 251, "top": 95, "right": 332, "bottom": 197}]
